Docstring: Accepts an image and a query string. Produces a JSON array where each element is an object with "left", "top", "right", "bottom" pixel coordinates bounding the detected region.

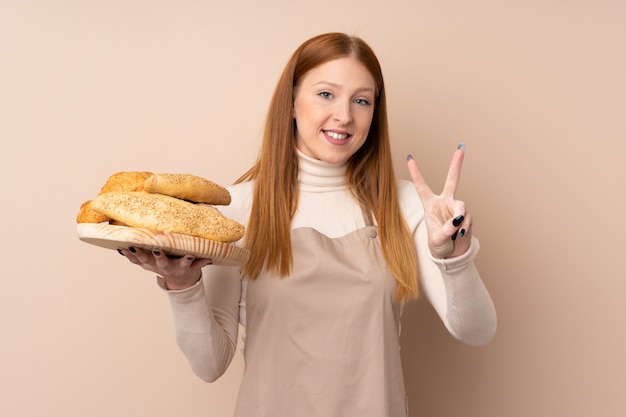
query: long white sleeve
[
  {"left": 166, "top": 264, "right": 243, "bottom": 382},
  {"left": 164, "top": 182, "right": 253, "bottom": 382},
  {"left": 399, "top": 180, "right": 497, "bottom": 346}
]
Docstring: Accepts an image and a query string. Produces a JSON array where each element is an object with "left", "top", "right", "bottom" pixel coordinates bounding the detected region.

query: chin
[{"left": 319, "top": 153, "right": 351, "bottom": 165}]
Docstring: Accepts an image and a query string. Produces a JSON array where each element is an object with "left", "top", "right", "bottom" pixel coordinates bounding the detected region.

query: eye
[
  {"left": 354, "top": 98, "right": 371, "bottom": 106},
  {"left": 319, "top": 91, "right": 333, "bottom": 99}
]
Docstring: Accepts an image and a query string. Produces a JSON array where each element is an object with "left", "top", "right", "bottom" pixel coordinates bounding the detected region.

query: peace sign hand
[{"left": 407, "top": 144, "right": 472, "bottom": 259}]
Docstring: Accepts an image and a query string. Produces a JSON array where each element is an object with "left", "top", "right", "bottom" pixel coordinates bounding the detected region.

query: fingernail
[
  {"left": 128, "top": 247, "right": 137, "bottom": 253},
  {"left": 451, "top": 231, "right": 458, "bottom": 241},
  {"left": 452, "top": 215, "right": 464, "bottom": 227},
  {"left": 459, "top": 228, "right": 466, "bottom": 237},
  {"left": 457, "top": 142, "right": 465, "bottom": 150},
  {"left": 117, "top": 248, "right": 124, "bottom": 256},
  {"left": 407, "top": 154, "right": 414, "bottom": 161},
  {"left": 152, "top": 250, "right": 161, "bottom": 256}
]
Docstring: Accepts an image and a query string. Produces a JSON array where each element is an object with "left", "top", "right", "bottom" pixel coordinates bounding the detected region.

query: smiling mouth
[{"left": 324, "top": 130, "right": 349, "bottom": 140}]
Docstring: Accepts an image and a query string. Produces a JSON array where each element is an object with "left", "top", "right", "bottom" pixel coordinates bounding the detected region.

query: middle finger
[{"left": 442, "top": 144, "right": 465, "bottom": 197}]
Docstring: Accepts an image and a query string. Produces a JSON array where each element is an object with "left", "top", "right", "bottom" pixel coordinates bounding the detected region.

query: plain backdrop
[{"left": 1, "top": 1, "right": 624, "bottom": 416}]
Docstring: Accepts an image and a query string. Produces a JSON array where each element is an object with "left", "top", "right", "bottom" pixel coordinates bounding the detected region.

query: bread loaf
[
  {"left": 143, "top": 173, "right": 231, "bottom": 205},
  {"left": 89, "top": 191, "right": 244, "bottom": 243}
]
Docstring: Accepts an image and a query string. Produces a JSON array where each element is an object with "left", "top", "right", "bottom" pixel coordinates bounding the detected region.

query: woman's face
[{"left": 293, "top": 56, "right": 376, "bottom": 165}]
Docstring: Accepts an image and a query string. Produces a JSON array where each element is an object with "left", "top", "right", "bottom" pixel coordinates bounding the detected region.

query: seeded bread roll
[
  {"left": 143, "top": 173, "right": 231, "bottom": 205},
  {"left": 89, "top": 191, "right": 244, "bottom": 243}
]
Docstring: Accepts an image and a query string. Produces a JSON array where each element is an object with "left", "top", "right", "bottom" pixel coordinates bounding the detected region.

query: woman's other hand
[
  {"left": 407, "top": 144, "right": 472, "bottom": 259},
  {"left": 117, "top": 247, "right": 213, "bottom": 290}
]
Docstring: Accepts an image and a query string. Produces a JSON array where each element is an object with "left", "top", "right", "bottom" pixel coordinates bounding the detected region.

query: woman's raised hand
[
  {"left": 118, "top": 247, "right": 213, "bottom": 290},
  {"left": 407, "top": 144, "right": 472, "bottom": 259}
]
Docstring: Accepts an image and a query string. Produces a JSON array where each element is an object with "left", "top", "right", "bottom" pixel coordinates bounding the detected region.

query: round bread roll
[{"left": 143, "top": 173, "right": 231, "bottom": 205}]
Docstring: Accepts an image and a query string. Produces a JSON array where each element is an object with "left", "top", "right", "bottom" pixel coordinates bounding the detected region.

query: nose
[{"left": 333, "top": 100, "right": 353, "bottom": 124}]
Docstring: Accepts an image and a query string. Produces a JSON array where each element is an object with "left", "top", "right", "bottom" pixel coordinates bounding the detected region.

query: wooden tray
[{"left": 77, "top": 223, "right": 249, "bottom": 266}]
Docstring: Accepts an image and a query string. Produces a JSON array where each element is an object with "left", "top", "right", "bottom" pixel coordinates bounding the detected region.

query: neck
[{"left": 297, "top": 150, "right": 348, "bottom": 191}]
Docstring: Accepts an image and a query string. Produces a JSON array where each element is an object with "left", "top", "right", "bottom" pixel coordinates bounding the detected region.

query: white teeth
[{"left": 325, "top": 131, "right": 348, "bottom": 140}]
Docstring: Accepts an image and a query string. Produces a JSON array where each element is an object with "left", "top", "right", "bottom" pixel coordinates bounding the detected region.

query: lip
[{"left": 322, "top": 129, "right": 351, "bottom": 145}]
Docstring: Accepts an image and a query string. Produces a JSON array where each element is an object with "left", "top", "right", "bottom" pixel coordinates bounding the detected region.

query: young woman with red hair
[{"left": 120, "top": 32, "right": 496, "bottom": 417}]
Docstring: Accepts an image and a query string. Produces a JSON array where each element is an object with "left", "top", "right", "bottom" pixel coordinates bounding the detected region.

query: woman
[{"left": 120, "top": 32, "right": 496, "bottom": 417}]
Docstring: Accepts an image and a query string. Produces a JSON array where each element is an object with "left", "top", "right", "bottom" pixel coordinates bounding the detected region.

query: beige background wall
[{"left": 1, "top": 1, "right": 624, "bottom": 416}]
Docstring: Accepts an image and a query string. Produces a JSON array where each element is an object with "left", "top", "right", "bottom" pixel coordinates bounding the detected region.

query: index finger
[
  {"left": 407, "top": 154, "right": 435, "bottom": 200},
  {"left": 442, "top": 144, "right": 466, "bottom": 197}
]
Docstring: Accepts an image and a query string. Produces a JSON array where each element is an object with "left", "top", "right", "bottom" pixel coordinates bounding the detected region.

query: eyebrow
[{"left": 313, "top": 81, "right": 375, "bottom": 95}]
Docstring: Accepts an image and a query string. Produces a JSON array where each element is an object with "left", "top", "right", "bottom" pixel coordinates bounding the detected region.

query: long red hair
[{"left": 237, "top": 33, "right": 419, "bottom": 302}]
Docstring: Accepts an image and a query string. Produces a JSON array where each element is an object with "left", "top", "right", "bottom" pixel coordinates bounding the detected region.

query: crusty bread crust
[
  {"left": 76, "top": 171, "right": 154, "bottom": 223},
  {"left": 76, "top": 200, "right": 109, "bottom": 223},
  {"left": 143, "top": 173, "right": 231, "bottom": 205},
  {"left": 89, "top": 191, "right": 244, "bottom": 242},
  {"left": 99, "top": 171, "right": 154, "bottom": 194}
]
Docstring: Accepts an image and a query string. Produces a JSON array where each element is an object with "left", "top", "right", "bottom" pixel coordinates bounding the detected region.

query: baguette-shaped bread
[
  {"left": 143, "top": 173, "right": 231, "bottom": 205},
  {"left": 89, "top": 191, "right": 244, "bottom": 243}
]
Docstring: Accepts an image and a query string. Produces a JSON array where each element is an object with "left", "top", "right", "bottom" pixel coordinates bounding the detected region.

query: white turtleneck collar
[{"left": 297, "top": 149, "right": 348, "bottom": 192}]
